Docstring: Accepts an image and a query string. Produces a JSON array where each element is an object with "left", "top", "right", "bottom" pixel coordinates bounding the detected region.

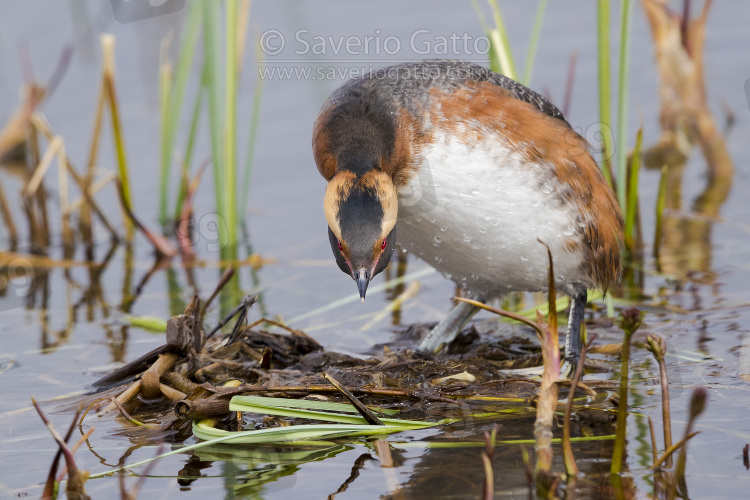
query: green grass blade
[
  {"left": 224, "top": 0, "right": 239, "bottom": 248},
  {"left": 522, "top": 0, "right": 547, "bottom": 86},
  {"left": 653, "top": 164, "right": 668, "bottom": 262},
  {"left": 158, "top": 44, "right": 172, "bottom": 227},
  {"left": 159, "top": 0, "right": 202, "bottom": 225},
  {"left": 101, "top": 35, "right": 133, "bottom": 237},
  {"left": 615, "top": 0, "right": 634, "bottom": 211},
  {"left": 229, "top": 397, "right": 432, "bottom": 428},
  {"left": 486, "top": 0, "right": 517, "bottom": 79},
  {"left": 194, "top": 442, "right": 347, "bottom": 462},
  {"left": 240, "top": 45, "right": 264, "bottom": 215},
  {"left": 231, "top": 395, "right": 399, "bottom": 415},
  {"left": 624, "top": 127, "right": 643, "bottom": 248},
  {"left": 597, "top": 0, "right": 615, "bottom": 187},
  {"left": 390, "top": 434, "right": 616, "bottom": 449},
  {"left": 120, "top": 314, "right": 167, "bottom": 332},
  {"left": 202, "top": 1, "right": 226, "bottom": 247},
  {"left": 173, "top": 66, "right": 206, "bottom": 222}
]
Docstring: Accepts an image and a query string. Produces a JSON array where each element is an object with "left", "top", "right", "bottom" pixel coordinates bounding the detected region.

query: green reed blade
[
  {"left": 486, "top": 0, "right": 518, "bottom": 79},
  {"left": 624, "top": 126, "right": 643, "bottom": 248},
  {"left": 615, "top": 0, "right": 634, "bottom": 211},
  {"left": 522, "top": 0, "right": 547, "bottom": 86},
  {"left": 597, "top": 0, "right": 615, "bottom": 187},
  {"left": 159, "top": 0, "right": 202, "bottom": 225}
]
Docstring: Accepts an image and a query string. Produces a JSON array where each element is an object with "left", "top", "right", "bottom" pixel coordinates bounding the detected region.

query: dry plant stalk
[
  {"left": 0, "top": 181, "right": 18, "bottom": 243},
  {"left": 454, "top": 240, "right": 563, "bottom": 495},
  {"left": 31, "top": 114, "right": 118, "bottom": 237},
  {"left": 645, "top": 333, "right": 673, "bottom": 467},
  {"left": 32, "top": 399, "right": 90, "bottom": 500},
  {"left": 99, "top": 353, "right": 179, "bottom": 414},
  {"left": 611, "top": 307, "right": 641, "bottom": 475},
  {"left": 25, "top": 135, "right": 61, "bottom": 195},
  {"left": 323, "top": 371, "right": 383, "bottom": 426}
]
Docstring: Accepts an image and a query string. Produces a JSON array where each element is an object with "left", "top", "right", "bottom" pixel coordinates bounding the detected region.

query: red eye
[
  {"left": 338, "top": 240, "right": 343, "bottom": 251},
  {"left": 381, "top": 238, "right": 387, "bottom": 249}
]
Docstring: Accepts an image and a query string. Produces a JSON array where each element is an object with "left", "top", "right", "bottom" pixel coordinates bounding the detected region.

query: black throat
[{"left": 338, "top": 184, "right": 384, "bottom": 268}]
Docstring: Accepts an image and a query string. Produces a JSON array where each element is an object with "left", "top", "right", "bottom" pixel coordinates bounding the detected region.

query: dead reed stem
[
  {"left": 323, "top": 371, "right": 383, "bottom": 426},
  {"left": 0, "top": 181, "right": 18, "bottom": 244},
  {"left": 100, "top": 34, "right": 133, "bottom": 238},
  {"left": 25, "top": 135, "right": 61, "bottom": 196},
  {"left": 96, "top": 352, "right": 176, "bottom": 417},
  {"left": 55, "top": 139, "right": 74, "bottom": 247},
  {"left": 32, "top": 114, "right": 118, "bottom": 237},
  {"left": 646, "top": 334, "right": 673, "bottom": 467}
]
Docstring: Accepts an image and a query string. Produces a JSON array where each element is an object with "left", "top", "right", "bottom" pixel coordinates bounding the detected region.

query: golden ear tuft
[
  {"left": 323, "top": 171, "right": 356, "bottom": 240},
  {"left": 361, "top": 170, "right": 398, "bottom": 237}
]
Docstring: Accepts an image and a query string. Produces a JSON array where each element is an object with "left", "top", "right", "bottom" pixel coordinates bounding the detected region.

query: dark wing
[{"left": 483, "top": 70, "right": 567, "bottom": 123}]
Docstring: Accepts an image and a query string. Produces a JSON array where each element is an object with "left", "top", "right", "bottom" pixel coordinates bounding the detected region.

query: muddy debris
[{"left": 80, "top": 295, "right": 620, "bottom": 441}]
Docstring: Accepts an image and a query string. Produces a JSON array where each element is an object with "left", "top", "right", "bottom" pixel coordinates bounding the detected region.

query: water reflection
[{"left": 642, "top": 0, "right": 734, "bottom": 285}]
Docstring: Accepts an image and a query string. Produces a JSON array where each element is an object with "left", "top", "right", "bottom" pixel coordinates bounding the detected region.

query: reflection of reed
[
  {"left": 641, "top": 0, "right": 733, "bottom": 283},
  {"left": 385, "top": 249, "right": 408, "bottom": 326}
]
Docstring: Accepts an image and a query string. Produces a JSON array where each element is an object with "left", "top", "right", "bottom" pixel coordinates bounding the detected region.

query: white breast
[{"left": 395, "top": 130, "right": 590, "bottom": 298}]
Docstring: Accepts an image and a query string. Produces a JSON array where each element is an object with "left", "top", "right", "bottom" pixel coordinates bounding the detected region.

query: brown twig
[
  {"left": 206, "top": 295, "right": 258, "bottom": 339},
  {"left": 99, "top": 353, "right": 179, "bottom": 414},
  {"left": 162, "top": 371, "right": 199, "bottom": 395},
  {"left": 323, "top": 372, "right": 384, "bottom": 426},
  {"left": 160, "top": 383, "right": 187, "bottom": 402},
  {"left": 115, "top": 179, "right": 177, "bottom": 258},
  {"left": 533, "top": 241, "right": 561, "bottom": 491},
  {"left": 174, "top": 397, "right": 231, "bottom": 420},
  {"left": 201, "top": 266, "right": 235, "bottom": 318},
  {"left": 32, "top": 114, "right": 118, "bottom": 237},
  {"left": 42, "top": 403, "right": 80, "bottom": 499},
  {"left": 176, "top": 158, "right": 211, "bottom": 263},
  {"left": 453, "top": 297, "right": 543, "bottom": 336},
  {"left": 57, "top": 428, "right": 95, "bottom": 483},
  {"left": 246, "top": 317, "right": 318, "bottom": 342},
  {"left": 111, "top": 396, "right": 145, "bottom": 426},
  {"left": 0, "top": 182, "right": 18, "bottom": 244}
]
